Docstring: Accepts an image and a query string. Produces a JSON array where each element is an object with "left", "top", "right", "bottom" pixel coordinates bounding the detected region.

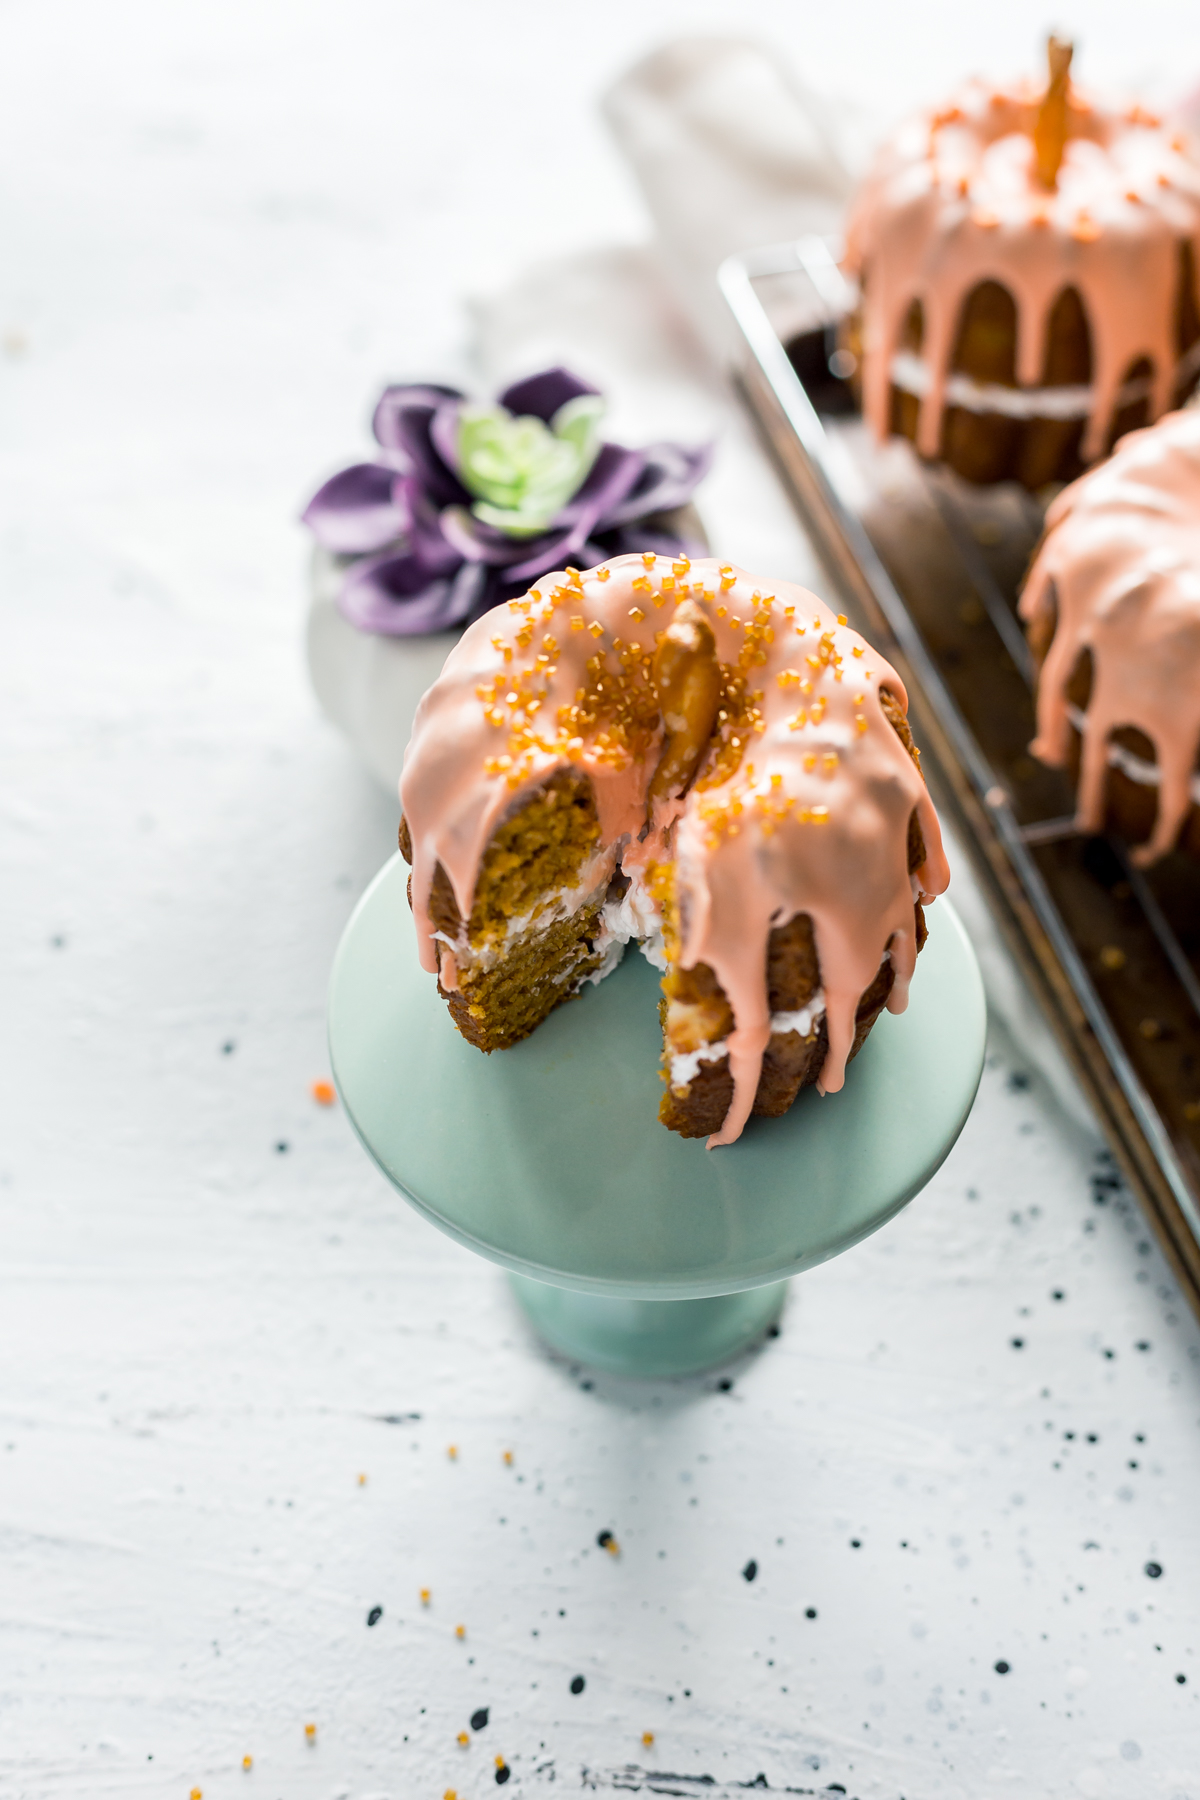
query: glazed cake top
[
  {"left": 843, "top": 63, "right": 1200, "bottom": 463},
  {"left": 400, "top": 555, "right": 950, "bottom": 1146},
  {"left": 1019, "top": 406, "right": 1200, "bottom": 864}
]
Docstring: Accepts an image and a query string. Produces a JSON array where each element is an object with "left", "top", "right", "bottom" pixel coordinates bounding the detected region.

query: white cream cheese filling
[
  {"left": 888, "top": 351, "right": 1157, "bottom": 422},
  {"left": 1066, "top": 703, "right": 1200, "bottom": 803},
  {"left": 667, "top": 992, "right": 828, "bottom": 1086}
]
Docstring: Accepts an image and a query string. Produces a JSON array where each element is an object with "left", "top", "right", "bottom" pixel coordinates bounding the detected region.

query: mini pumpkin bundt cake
[
  {"left": 842, "top": 40, "right": 1200, "bottom": 489},
  {"left": 397, "top": 554, "right": 949, "bottom": 1147},
  {"left": 1019, "top": 406, "right": 1200, "bottom": 865}
]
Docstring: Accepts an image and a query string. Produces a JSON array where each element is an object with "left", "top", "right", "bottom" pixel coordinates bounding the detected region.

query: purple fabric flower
[{"left": 302, "top": 367, "right": 713, "bottom": 637}]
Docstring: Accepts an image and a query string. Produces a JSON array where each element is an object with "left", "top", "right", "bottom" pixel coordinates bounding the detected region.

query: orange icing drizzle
[
  {"left": 1019, "top": 407, "right": 1200, "bottom": 864},
  {"left": 399, "top": 557, "right": 950, "bottom": 1146},
  {"left": 843, "top": 69, "right": 1200, "bottom": 464}
]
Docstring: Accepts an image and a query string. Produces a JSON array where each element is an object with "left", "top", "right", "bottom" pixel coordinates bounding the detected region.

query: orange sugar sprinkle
[
  {"left": 672, "top": 556, "right": 691, "bottom": 576},
  {"left": 1125, "top": 189, "right": 1141, "bottom": 204},
  {"left": 242, "top": 1754, "right": 253, "bottom": 1770},
  {"left": 311, "top": 1079, "right": 336, "bottom": 1105},
  {"left": 569, "top": 615, "right": 585, "bottom": 631},
  {"left": 715, "top": 605, "right": 727, "bottom": 618},
  {"left": 566, "top": 566, "right": 583, "bottom": 586},
  {"left": 596, "top": 565, "right": 611, "bottom": 580},
  {"left": 588, "top": 621, "right": 604, "bottom": 638},
  {"left": 1071, "top": 213, "right": 1101, "bottom": 241},
  {"left": 191, "top": 1791, "right": 202, "bottom": 1799},
  {"left": 445, "top": 1792, "right": 458, "bottom": 1800},
  {"left": 855, "top": 713, "right": 868, "bottom": 733},
  {"left": 420, "top": 1586, "right": 431, "bottom": 1604},
  {"left": 823, "top": 752, "right": 838, "bottom": 772},
  {"left": 836, "top": 613, "right": 847, "bottom": 626},
  {"left": 629, "top": 607, "right": 646, "bottom": 622},
  {"left": 642, "top": 551, "right": 657, "bottom": 567},
  {"left": 642, "top": 1731, "right": 656, "bottom": 1746},
  {"left": 457, "top": 1731, "right": 470, "bottom": 1745},
  {"left": 973, "top": 208, "right": 999, "bottom": 229},
  {"left": 304, "top": 1722, "right": 317, "bottom": 1741},
  {"left": 811, "top": 805, "right": 830, "bottom": 823},
  {"left": 455, "top": 1624, "right": 466, "bottom": 1639}
]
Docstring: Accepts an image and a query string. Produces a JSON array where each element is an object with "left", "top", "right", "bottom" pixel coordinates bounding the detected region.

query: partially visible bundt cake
[
  {"left": 1020, "top": 406, "right": 1200, "bottom": 864},
  {"left": 843, "top": 40, "right": 1200, "bottom": 489},
  {"left": 398, "top": 554, "right": 949, "bottom": 1147}
]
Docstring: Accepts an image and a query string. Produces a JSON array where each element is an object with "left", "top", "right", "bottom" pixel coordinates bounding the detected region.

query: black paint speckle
[
  {"left": 850, "top": 1538, "right": 861, "bottom": 1549},
  {"left": 570, "top": 1675, "right": 585, "bottom": 1695},
  {"left": 1177, "top": 1673, "right": 1187, "bottom": 1684},
  {"left": 495, "top": 1762, "right": 511, "bottom": 1785},
  {"left": 1051, "top": 1289, "right": 1065, "bottom": 1300},
  {"left": 742, "top": 1559, "right": 758, "bottom": 1582},
  {"left": 579, "top": 1379, "right": 594, "bottom": 1391},
  {"left": 1007, "top": 1071, "right": 1031, "bottom": 1091},
  {"left": 50, "top": 934, "right": 66, "bottom": 949},
  {"left": 471, "top": 1707, "right": 489, "bottom": 1731},
  {"left": 275, "top": 1141, "right": 289, "bottom": 1154},
  {"left": 994, "top": 1659, "right": 1010, "bottom": 1674},
  {"left": 366, "top": 1606, "right": 382, "bottom": 1627},
  {"left": 1136, "top": 1340, "right": 1151, "bottom": 1351},
  {"left": 596, "top": 1530, "right": 614, "bottom": 1550},
  {"left": 1145, "top": 1561, "right": 1163, "bottom": 1579},
  {"left": 221, "top": 1040, "right": 235, "bottom": 1055},
  {"left": 1011, "top": 1337, "right": 1025, "bottom": 1349},
  {"left": 717, "top": 1377, "right": 734, "bottom": 1391},
  {"left": 766, "top": 1324, "right": 781, "bottom": 1339},
  {"left": 805, "top": 1607, "right": 817, "bottom": 1619}
]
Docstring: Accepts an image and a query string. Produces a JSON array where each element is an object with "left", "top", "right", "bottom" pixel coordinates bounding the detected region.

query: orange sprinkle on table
[
  {"left": 420, "top": 1587, "right": 431, "bottom": 1604},
  {"left": 455, "top": 1624, "right": 466, "bottom": 1639},
  {"left": 447, "top": 1445, "right": 458, "bottom": 1460},
  {"left": 357, "top": 1472, "right": 367, "bottom": 1486},
  {"left": 457, "top": 1731, "right": 470, "bottom": 1745},
  {"left": 191, "top": 1790, "right": 202, "bottom": 1799},
  {"left": 503, "top": 1450, "right": 514, "bottom": 1466},
  {"left": 304, "top": 1722, "right": 317, "bottom": 1740},
  {"left": 642, "top": 1730, "right": 656, "bottom": 1745},
  {"left": 242, "top": 1754, "right": 253, "bottom": 1770},
  {"left": 311, "top": 1079, "right": 336, "bottom": 1105}
]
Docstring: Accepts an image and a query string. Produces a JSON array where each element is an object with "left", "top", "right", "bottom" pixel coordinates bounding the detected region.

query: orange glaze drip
[
  {"left": 843, "top": 77, "right": 1200, "bottom": 464},
  {"left": 399, "top": 557, "right": 950, "bottom": 1147},
  {"left": 1019, "top": 407, "right": 1200, "bottom": 864}
]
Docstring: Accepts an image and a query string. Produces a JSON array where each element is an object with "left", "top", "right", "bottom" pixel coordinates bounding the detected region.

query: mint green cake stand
[{"left": 328, "top": 854, "right": 986, "bottom": 1378}]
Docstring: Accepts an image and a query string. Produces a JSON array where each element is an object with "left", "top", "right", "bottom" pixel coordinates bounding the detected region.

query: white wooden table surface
[{"left": 2, "top": 4, "right": 1199, "bottom": 1797}]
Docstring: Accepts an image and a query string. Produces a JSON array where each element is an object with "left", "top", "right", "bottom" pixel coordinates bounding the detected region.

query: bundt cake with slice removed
[
  {"left": 398, "top": 554, "right": 950, "bottom": 1147},
  {"left": 1019, "top": 406, "right": 1200, "bottom": 864},
  {"left": 842, "top": 39, "right": 1200, "bottom": 490}
]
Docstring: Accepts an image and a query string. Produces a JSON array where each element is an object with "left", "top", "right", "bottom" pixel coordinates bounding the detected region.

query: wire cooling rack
[{"left": 720, "top": 236, "right": 1200, "bottom": 1318}]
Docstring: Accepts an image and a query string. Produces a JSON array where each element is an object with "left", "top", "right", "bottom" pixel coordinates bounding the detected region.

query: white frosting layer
[
  {"left": 668, "top": 993, "right": 828, "bottom": 1087},
  {"left": 1066, "top": 703, "right": 1200, "bottom": 803},
  {"left": 889, "top": 351, "right": 1155, "bottom": 421}
]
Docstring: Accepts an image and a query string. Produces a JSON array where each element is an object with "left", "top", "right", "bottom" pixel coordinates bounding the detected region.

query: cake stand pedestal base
[
  {"left": 509, "top": 1274, "right": 788, "bottom": 1378},
  {"left": 328, "top": 856, "right": 986, "bottom": 1382}
]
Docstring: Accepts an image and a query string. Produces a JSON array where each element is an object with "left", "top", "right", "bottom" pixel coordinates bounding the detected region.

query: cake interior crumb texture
[{"left": 398, "top": 695, "right": 929, "bottom": 1139}]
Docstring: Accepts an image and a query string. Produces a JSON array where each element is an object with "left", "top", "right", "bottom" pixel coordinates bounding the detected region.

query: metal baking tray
[{"left": 720, "top": 236, "right": 1200, "bottom": 1318}]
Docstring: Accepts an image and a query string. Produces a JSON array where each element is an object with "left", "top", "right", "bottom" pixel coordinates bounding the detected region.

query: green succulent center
[{"left": 456, "top": 394, "right": 604, "bottom": 537}]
